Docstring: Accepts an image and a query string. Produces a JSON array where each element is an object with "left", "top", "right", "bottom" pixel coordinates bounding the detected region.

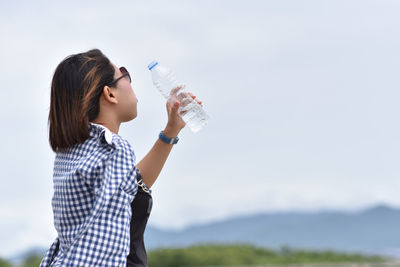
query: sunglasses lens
[
  {"left": 120, "top": 67, "right": 127, "bottom": 74},
  {"left": 120, "top": 67, "right": 131, "bottom": 83}
]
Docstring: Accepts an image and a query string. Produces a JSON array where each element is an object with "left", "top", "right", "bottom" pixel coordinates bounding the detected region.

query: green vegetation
[
  {"left": 0, "top": 258, "right": 12, "bottom": 267},
  {"left": 147, "top": 243, "right": 386, "bottom": 267},
  {"left": 0, "top": 244, "right": 386, "bottom": 267},
  {"left": 0, "top": 252, "right": 42, "bottom": 267},
  {"left": 20, "top": 253, "right": 43, "bottom": 267}
]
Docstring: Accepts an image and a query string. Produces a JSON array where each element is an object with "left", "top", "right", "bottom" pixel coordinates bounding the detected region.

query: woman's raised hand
[{"left": 165, "top": 85, "right": 202, "bottom": 136}]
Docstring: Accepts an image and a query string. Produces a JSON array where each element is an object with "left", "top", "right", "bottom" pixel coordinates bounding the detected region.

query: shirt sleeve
[
  {"left": 103, "top": 138, "right": 138, "bottom": 198},
  {"left": 119, "top": 164, "right": 138, "bottom": 196}
]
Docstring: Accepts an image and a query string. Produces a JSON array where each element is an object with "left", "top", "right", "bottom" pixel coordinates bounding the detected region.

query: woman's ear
[{"left": 102, "top": 85, "right": 118, "bottom": 104}]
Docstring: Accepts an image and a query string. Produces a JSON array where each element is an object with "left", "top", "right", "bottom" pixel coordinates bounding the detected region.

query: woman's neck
[{"left": 91, "top": 120, "right": 120, "bottom": 134}]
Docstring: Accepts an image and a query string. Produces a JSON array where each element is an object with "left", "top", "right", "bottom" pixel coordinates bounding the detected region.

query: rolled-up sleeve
[{"left": 104, "top": 138, "right": 138, "bottom": 198}]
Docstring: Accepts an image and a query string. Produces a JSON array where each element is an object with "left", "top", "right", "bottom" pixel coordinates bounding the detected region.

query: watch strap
[{"left": 159, "top": 131, "right": 179, "bottom": 144}]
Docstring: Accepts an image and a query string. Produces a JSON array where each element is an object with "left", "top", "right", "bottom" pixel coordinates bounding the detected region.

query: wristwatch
[{"left": 159, "top": 131, "right": 179, "bottom": 144}]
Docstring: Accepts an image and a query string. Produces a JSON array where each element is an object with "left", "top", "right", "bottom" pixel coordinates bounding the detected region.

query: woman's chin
[{"left": 125, "top": 112, "right": 137, "bottom": 122}]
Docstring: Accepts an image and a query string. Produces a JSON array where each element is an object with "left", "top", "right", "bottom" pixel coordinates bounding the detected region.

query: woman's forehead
[{"left": 112, "top": 63, "right": 121, "bottom": 76}]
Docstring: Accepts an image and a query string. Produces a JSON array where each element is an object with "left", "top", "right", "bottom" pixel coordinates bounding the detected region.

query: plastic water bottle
[{"left": 148, "top": 60, "right": 210, "bottom": 133}]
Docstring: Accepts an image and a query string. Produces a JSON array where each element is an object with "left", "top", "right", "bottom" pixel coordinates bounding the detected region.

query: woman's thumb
[{"left": 172, "top": 100, "right": 180, "bottom": 114}]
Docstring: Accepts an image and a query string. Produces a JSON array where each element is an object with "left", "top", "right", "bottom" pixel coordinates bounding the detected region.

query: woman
[{"left": 40, "top": 49, "right": 201, "bottom": 266}]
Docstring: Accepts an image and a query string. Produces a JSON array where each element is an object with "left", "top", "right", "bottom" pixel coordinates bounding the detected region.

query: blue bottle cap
[{"left": 148, "top": 61, "right": 158, "bottom": 71}]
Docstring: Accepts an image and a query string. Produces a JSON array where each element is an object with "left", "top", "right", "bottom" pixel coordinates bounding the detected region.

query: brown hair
[{"left": 48, "top": 49, "right": 115, "bottom": 152}]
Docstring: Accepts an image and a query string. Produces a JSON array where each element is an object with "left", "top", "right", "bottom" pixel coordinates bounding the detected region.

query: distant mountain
[
  {"left": 144, "top": 204, "right": 400, "bottom": 257},
  {"left": 10, "top": 204, "right": 400, "bottom": 263}
]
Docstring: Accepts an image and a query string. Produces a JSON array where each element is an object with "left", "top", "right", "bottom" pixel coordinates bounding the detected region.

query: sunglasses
[{"left": 109, "top": 66, "right": 131, "bottom": 86}]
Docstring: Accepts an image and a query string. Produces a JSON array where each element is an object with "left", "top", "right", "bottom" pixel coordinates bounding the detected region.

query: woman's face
[{"left": 110, "top": 63, "right": 138, "bottom": 122}]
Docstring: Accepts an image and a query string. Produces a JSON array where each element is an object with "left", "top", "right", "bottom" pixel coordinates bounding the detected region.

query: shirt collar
[{"left": 89, "top": 122, "right": 114, "bottom": 145}]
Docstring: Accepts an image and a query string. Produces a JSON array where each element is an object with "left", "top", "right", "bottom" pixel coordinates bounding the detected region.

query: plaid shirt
[{"left": 40, "top": 122, "right": 138, "bottom": 266}]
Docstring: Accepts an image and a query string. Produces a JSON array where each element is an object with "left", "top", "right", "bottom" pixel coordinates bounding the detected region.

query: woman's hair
[{"left": 48, "top": 48, "right": 115, "bottom": 152}]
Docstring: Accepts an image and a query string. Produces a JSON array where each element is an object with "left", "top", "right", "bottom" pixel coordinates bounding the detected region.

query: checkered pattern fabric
[{"left": 40, "top": 122, "right": 138, "bottom": 266}]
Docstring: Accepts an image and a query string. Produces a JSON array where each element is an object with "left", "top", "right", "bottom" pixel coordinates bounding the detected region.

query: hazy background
[{"left": 0, "top": 0, "right": 399, "bottom": 259}]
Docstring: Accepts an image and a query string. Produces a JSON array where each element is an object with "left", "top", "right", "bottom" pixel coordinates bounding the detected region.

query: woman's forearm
[{"left": 136, "top": 126, "right": 180, "bottom": 188}]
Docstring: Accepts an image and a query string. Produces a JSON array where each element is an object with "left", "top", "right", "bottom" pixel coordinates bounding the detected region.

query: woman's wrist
[{"left": 163, "top": 125, "right": 181, "bottom": 138}]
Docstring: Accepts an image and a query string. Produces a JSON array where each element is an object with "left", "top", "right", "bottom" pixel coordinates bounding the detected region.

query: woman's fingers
[
  {"left": 170, "top": 89, "right": 203, "bottom": 107},
  {"left": 188, "top": 92, "right": 203, "bottom": 106},
  {"left": 170, "top": 85, "right": 185, "bottom": 97}
]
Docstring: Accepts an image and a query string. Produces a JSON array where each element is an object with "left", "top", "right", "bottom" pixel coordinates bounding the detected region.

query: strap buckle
[{"left": 138, "top": 179, "right": 151, "bottom": 194}]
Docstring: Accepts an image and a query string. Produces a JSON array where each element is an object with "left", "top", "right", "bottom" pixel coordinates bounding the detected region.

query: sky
[{"left": 0, "top": 0, "right": 400, "bottom": 259}]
